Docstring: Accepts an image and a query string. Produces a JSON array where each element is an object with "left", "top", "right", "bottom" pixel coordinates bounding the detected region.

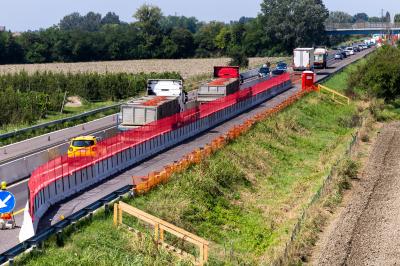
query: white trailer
[{"left": 293, "top": 48, "right": 315, "bottom": 71}]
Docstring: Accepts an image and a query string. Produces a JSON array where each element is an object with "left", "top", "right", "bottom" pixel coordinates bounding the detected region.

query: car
[
  {"left": 341, "top": 50, "right": 349, "bottom": 57},
  {"left": 353, "top": 46, "right": 360, "bottom": 52},
  {"left": 68, "top": 136, "right": 98, "bottom": 158},
  {"left": 334, "top": 53, "right": 344, "bottom": 60},
  {"left": 258, "top": 66, "right": 270, "bottom": 78},
  {"left": 271, "top": 61, "right": 288, "bottom": 75},
  {"left": 345, "top": 47, "right": 354, "bottom": 55}
]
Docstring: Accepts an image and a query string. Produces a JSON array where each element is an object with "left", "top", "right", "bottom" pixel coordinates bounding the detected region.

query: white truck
[
  {"left": 293, "top": 48, "right": 315, "bottom": 71},
  {"left": 118, "top": 79, "right": 188, "bottom": 131}
]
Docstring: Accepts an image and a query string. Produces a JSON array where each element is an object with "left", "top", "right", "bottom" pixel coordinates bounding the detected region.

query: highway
[{"left": 0, "top": 47, "right": 374, "bottom": 254}]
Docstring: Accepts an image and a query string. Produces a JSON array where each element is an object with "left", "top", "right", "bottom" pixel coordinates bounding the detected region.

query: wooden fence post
[
  {"left": 113, "top": 203, "right": 118, "bottom": 226},
  {"left": 154, "top": 223, "right": 160, "bottom": 242},
  {"left": 118, "top": 204, "right": 122, "bottom": 225}
]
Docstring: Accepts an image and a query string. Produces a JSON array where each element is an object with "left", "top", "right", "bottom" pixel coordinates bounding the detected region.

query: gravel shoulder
[{"left": 312, "top": 122, "right": 400, "bottom": 265}]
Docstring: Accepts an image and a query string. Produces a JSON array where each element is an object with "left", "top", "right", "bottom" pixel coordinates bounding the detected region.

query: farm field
[{"left": 0, "top": 57, "right": 290, "bottom": 78}]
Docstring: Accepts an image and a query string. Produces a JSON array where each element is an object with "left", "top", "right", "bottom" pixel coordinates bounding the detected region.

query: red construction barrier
[{"left": 28, "top": 73, "right": 290, "bottom": 218}]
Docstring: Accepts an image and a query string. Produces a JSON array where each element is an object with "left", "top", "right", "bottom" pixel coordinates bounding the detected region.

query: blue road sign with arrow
[{"left": 0, "top": 191, "right": 16, "bottom": 214}]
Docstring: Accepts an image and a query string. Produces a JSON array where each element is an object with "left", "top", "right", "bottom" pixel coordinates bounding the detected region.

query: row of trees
[{"left": 0, "top": 1, "right": 330, "bottom": 64}]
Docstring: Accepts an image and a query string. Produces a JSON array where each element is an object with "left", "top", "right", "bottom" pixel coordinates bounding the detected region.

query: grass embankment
[{"left": 16, "top": 63, "right": 362, "bottom": 265}]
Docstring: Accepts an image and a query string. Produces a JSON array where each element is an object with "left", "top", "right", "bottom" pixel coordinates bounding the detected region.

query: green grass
[{"left": 17, "top": 212, "right": 192, "bottom": 266}]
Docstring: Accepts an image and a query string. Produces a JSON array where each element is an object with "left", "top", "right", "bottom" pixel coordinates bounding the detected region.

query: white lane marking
[{"left": 8, "top": 178, "right": 29, "bottom": 189}]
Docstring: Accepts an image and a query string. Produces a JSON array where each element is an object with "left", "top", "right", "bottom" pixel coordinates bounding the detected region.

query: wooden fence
[
  {"left": 114, "top": 201, "right": 209, "bottom": 265},
  {"left": 317, "top": 84, "right": 350, "bottom": 105}
]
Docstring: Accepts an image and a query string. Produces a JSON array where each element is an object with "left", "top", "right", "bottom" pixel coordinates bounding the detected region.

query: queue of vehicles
[
  {"left": 68, "top": 40, "right": 373, "bottom": 156},
  {"left": 334, "top": 42, "right": 372, "bottom": 60}
]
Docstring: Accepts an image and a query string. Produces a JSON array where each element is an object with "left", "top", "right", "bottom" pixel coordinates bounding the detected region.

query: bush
[
  {"left": 228, "top": 47, "right": 249, "bottom": 68},
  {"left": 347, "top": 46, "right": 400, "bottom": 100}
]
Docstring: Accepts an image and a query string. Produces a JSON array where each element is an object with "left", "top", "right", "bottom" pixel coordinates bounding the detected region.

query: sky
[{"left": 0, "top": 0, "right": 399, "bottom": 32}]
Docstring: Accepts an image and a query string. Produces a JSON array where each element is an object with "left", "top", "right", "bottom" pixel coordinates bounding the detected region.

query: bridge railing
[{"left": 325, "top": 22, "right": 400, "bottom": 30}]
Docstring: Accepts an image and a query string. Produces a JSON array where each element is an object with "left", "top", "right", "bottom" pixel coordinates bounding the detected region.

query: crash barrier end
[{"left": 114, "top": 201, "right": 209, "bottom": 265}]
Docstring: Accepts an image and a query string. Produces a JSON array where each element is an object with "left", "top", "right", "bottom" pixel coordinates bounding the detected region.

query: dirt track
[{"left": 313, "top": 122, "right": 400, "bottom": 265}]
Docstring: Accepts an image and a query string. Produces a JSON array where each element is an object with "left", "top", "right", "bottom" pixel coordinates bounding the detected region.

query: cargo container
[
  {"left": 314, "top": 48, "right": 328, "bottom": 69},
  {"left": 197, "top": 78, "right": 240, "bottom": 103},
  {"left": 293, "top": 48, "right": 314, "bottom": 71},
  {"left": 119, "top": 96, "right": 180, "bottom": 130},
  {"left": 197, "top": 66, "right": 240, "bottom": 103}
]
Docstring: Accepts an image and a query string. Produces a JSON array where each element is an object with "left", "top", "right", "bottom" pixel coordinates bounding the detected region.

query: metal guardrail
[
  {"left": 0, "top": 103, "right": 121, "bottom": 141},
  {"left": 0, "top": 185, "right": 132, "bottom": 265}
]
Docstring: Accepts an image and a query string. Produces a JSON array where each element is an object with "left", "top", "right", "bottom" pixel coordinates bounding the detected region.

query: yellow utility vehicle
[{"left": 68, "top": 136, "right": 98, "bottom": 158}]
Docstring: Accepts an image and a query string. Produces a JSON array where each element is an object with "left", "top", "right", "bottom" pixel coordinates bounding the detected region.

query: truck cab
[
  {"left": 147, "top": 79, "right": 187, "bottom": 111},
  {"left": 314, "top": 48, "right": 328, "bottom": 69}
]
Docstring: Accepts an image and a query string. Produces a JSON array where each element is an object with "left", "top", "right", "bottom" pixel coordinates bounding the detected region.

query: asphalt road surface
[{"left": 0, "top": 47, "right": 375, "bottom": 254}]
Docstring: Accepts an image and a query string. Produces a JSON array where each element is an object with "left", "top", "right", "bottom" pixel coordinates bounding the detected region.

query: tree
[
  {"left": 194, "top": 21, "right": 225, "bottom": 57},
  {"left": 59, "top": 12, "right": 102, "bottom": 31},
  {"left": 101, "top": 12, "right": 120, "bottom": 25},
  {"left": 81, "top": 12, "right": 102, "bottom": 31},
  {"left": 134, "top": 4, "right": 163, "bottom": 33},
  {"left": 228, "top": 46, "right": 248, "bottom": 68},
  {"left": 161, "top": 16, "right": 200, "bottom": 33},
  {"left": 260, "top": 0, "right": 329, "bottom": 53},
  {"left": 134, "top": 4, "right": 163, "bottom": 57},
  {"left": 394, "top": 14, "right": 400, "bottom": 24},
  {"left": 353, "top": 13, "right": 369, "bottom": 23},
  {"left": 385, "top": 11, "right": 391, "bottom": 23},
  {"left": 59, "top": 12, "right": 83, "bottom": 31},
  {"left": 326, "top": 11, "right": 354, "bottom": 24},
  {"left": 169, "top": 28, "right": 195, "bottom": 58},
  {"left": 369, "top": 16, "right": 383, "bottom": 23}
]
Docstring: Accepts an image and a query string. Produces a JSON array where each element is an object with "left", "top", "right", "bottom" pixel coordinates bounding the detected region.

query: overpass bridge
[{"left": 325, "top": 22, "right": 400, "bottom": 35}]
